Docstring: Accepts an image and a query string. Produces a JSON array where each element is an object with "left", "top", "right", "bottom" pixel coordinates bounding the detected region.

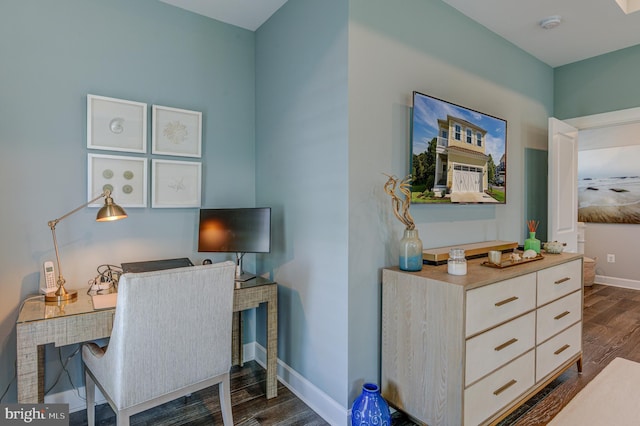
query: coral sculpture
[{"left": 383, "top": 174, "right": 415, "bottom": 230}]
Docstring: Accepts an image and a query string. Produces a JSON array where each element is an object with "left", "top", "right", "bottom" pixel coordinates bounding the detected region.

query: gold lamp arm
[
  {"left": 45, "top": 190, "right": 126, "bottom": 303},
  {"left": 48, "top": 191, "right": 110, "bottom": 229}
]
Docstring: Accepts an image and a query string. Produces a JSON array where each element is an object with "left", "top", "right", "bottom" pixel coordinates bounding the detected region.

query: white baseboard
[
  {"left": 57, "top": 342, "right": 348, "bottom": 425},
  {"left": 594, "top": 275, "right": 640, "bottom": 291},
  {"left": 251, "top": 342, "right": 349, "bottom": 426}
]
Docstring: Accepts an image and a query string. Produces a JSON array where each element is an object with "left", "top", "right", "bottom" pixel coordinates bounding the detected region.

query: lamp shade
[{"left": 96, "top": 195, "right": 128, "bottom": 222}]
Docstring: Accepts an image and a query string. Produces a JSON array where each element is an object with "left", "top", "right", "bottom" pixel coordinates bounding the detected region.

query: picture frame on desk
[
  {"left": 87, "top": 94, "right": 147, "bottom": 153},
  {"left": 151, "top": 159, "right": 201, "bottom": 208},
  {"left": 88, "top": 153, "right": 147, "bottom": 207}
]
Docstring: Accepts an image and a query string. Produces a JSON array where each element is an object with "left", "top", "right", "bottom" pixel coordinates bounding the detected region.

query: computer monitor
[{"left": 198, "top": 207, "right": 271, "bottom": 281}]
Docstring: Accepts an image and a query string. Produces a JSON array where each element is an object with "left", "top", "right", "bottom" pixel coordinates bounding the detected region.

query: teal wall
[
  {"left": 347, "top": 0, "right": 553, "bottom": 407},
  {"left": 525, "top": 148, "right": 548, "bottom": 243},
  {"left": 554, "top": 44, "right": 640, "bottom": 119},
  {"left": 6, "top": 0, "right": 627, "bottom": 421},
  {"left": 0, "top": 0, "right": 255, "bottom": 404},
  {"left": 255, "top": 0, "right": 350, "bottom": 410}
]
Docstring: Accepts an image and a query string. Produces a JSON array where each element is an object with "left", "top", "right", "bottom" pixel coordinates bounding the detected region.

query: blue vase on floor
[{"left": 351, "top": 383, "right": 391, "bottom": 426}]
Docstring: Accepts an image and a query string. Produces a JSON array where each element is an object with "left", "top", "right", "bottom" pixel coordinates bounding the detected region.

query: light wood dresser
[{"left": 381, "top": 252, "right": 583, "bottom": 425}]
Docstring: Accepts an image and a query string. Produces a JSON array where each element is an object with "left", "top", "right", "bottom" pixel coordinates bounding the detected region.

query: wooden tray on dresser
[
  {"left": 481, "top": 254, "right": 544, "bottom": 269},
  {"left": 422, "top": 240, "right": 518, "bottom": 265}
]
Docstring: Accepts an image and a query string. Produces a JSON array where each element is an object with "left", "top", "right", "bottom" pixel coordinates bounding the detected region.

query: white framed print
[
  {"left": 151, "top": 159, "right": 202, "bottom": 208},
  {"left": 88, "top": 154, "right": 147, "bottom": 207},
  {"left": 152, "top": 105, "right": 202, "bottom": 158},
  {"left": 87, "top": 94, "right": 147, "bottom": 153}
]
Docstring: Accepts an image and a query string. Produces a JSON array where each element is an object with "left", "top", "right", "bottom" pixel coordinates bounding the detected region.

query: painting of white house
[
  {"left": 410, "top": 91, "right": 507, "bottom": 204},
  {"left": 578, "top": 145, "right": 640, "bottom": 223}
]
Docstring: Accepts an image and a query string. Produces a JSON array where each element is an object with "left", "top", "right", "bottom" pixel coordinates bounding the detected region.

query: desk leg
[
  {"left": 232, "top": 312, "right": 241, "bottom": 366},
  {"left": 38, "top": 345, "right": 45, "bottom": 401},
  {"left": 16, "top": 327, "right": 42, "bottom": 403},
  {"left": 265, "top": 294, "right": 278, "bottom": 399}
]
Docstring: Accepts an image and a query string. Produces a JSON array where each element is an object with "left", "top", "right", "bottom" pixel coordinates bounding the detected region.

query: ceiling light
[{"left": 539, "top": 15, "right": 562, "bottom": 29}]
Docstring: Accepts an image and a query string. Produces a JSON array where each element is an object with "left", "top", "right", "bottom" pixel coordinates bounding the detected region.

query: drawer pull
[
  {"left": 493, "top": 379, "right": 517, "bottom": 396},
  {"left": 554, "top": 344, "right": 570, "bottom": 355},
  {"left": 554, "top": 277, "right": 571, "bottom": 285},
  {"left": 494, "top": 338, "right": 518, "bottom": 352},
  {"left": 495, "top": 296, "right": 519, "bottom": 307},
  {"left": 554, "top": 311, "right": 570, "bottom": 320}
]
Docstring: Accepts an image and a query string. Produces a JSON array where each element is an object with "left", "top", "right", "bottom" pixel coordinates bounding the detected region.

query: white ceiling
[
  {"left": 440, "top": 0, "right": 640, "bottom": 67},
  {"left": 160, "top": 0, "right": 640, "bottom": 67},
  {"left": 158, "top": 0, "right": 288, "bottom": 31}
]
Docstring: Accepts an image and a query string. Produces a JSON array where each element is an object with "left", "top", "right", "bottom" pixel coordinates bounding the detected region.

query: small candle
[
  {"left": 448, "top": 261, "right": 467, "bottom": 275},
  {"left": 447, "top": 248, "right": 467, "bottom": 276}
]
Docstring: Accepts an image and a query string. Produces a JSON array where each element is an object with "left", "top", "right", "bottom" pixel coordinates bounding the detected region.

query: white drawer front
[
  {"left": 536, "top": 322, "right": 582, "bottom": 382},
  {"left": 537, "top": 260, "right": 582, "bottom": 306},
  {"left": 537, "top": 290, "right": 582, "bottom": 344},
  {"left": 466, "top": 273, "right": 536, "bottom": 337},
  {"left": 464, "top": 351, "right": 535, "bottom": 426},
  {"left": 466, "top": 312, "right": 535, "bottom": 386}
]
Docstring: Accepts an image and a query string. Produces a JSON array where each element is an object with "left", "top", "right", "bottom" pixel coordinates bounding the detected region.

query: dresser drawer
[
  {"left": 466, "top": 312, "right": 535, "bottom": 386},
  {"left": 537, "top": 290, "right": 581, "bottom": 344},
  {"left": 537, "top": 260, "right": 582, "bottom": 306},
  {"left": 536, "top": 322, "right": 582, "bottom": 382},
  {"left": 464, "top": 350, "right": 535, "bottom": 426},
  {"left": 466, "top": 273, "right": 536, "bottom": 337}
]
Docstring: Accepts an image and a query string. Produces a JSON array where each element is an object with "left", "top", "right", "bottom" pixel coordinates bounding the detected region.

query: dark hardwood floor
[
  {"left": 70, "top": 284, "right": 640, "bottom": 425},
  {"left": 507, "top": 283, "right": 640, "bottom": 426},
  {"left": 69, "top": 361, "right": 329, "bottom": 425}
]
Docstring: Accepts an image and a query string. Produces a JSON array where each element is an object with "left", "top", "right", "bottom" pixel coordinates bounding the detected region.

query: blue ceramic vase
[{"left": 351, "top": 383, "right": 391, "bottom": 426}]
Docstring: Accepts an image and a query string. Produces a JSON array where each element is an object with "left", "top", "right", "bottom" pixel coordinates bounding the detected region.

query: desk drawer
[
  {"left": 536, "top": 322, "right": 581, "bottom": 382},
  {"left": 537, "top": 260, "right": 582, "bottom": 306},
  {"left": 537, "top": 290, "right": 581, "bottom": 344},
  {"left": 464, "top": 350, "right": 535, "bottom": 426},
  {"left": 466, "top": 312, "right": 535, "bottom": 386},
  {"left": 466, "top": 273, "right": 536, "bottom": 337}
]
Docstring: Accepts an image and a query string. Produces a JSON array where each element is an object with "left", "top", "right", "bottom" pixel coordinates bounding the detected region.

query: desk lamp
[{"left": 46, "top": 189, "right": 127, "bottom": 303}]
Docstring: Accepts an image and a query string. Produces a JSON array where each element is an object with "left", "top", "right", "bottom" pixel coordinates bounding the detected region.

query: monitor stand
[
  {"left": 235, "top": 272, "right": 256, "bottom": 282},
  {"left": 234, "top": 253, "right": 255, "bottom": 282}
]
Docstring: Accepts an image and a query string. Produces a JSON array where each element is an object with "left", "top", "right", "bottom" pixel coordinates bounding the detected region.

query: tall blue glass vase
[
  {"left": 351, "top": 383, "right": 391, "bottom": 426},
  {"left": 399, "top": 228, "right": 423, "bottom": 271}
]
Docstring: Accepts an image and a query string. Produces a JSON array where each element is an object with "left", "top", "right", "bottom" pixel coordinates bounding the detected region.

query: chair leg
[
  {"left": 116, "top": 411, "right": 130, "bottom": 426},
  {"left": 219, "top": 374, "right": 234, "bottom": 426},
  {"left": 85, "top": 371, "right": 96, "bottom": 426}
]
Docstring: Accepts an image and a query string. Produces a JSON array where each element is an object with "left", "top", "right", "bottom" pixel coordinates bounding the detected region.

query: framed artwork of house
[{"left": 410, "top": 91, "right": 507, "bottom": 204}]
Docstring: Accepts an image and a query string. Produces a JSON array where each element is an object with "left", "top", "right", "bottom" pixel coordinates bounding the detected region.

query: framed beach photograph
[
  {"left": 578, "top": 145, "right": 640, "bottom": 223},
  {"left": 87, "top": 94, "right": 147, "bottom": 153},
  {"left": 88, "top": 154, "right": 148, "bottom": 207},
  {"left": 151, "top": 159, "right": 202, "bottom": 208},
  {"left": 152, "top": 105, "right": 202, "bottom": 158}
]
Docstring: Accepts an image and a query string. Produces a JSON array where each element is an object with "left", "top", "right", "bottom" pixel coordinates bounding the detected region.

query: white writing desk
[{"left": 16, "top": 276, "right": 278, "bottom": 403}]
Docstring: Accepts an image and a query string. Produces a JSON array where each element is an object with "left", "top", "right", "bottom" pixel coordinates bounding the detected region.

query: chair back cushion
[{"left": 102, "top": 261, "right": 235, "bottom": 407}]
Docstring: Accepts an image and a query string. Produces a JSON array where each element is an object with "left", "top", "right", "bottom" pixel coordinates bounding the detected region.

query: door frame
[
  {"left": 547, "top": 107, "right": 640, "bottom": 252},
  {"left": 565, "top": 107, "right": 640, "bottom": 130}
]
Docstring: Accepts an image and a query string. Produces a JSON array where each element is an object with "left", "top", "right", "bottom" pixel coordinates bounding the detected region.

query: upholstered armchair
[{"left": 82, "top": 261, "right": 236, "bottom": 426}]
